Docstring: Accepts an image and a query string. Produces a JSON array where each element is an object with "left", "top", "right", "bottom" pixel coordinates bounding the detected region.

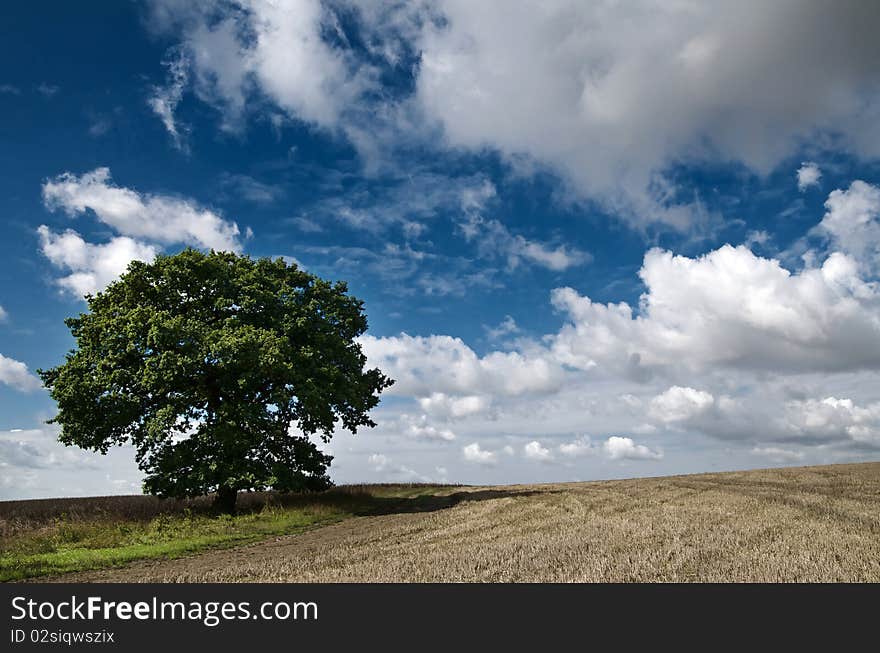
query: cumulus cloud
[
  {"left": 417, "top": 393, "right": 489, "bottom": 421},
  {"left": 780, "top": 397, "right": 880, "bottom": 446},
  {"left": 0, "top": 305, "right": 7, "bottom": 322},
  {"left": 359, "top": 333, "right": 564, "bottom": 399},
  {"left": 550, "top": 241, "right": 880, "bottom": 375},
  {"left": 603, "top": 436, "right": 662, "bottom": 461},
  {"left": 555, "top": 435, "right": 661, "bottom": 461},
  {"left": 818, "top": 180, "right": 880, "bottom": 275},
  {"left": 649, "top": 386, "right": 716, "bottom": 424},
  {"left": 558, "top": 436, "right": 596, "bottom": 458},
  {"left": 797, "top": 162, "right": 822, "bottom": 191},
  {"left": 0, "top": 354, "right": 43, "bottom": 392},
  {"left": 42, "top": 168, "right": 243, "bottom": 252},
  {"left": 463, "top": 442, "right": 497, "bottom": 465},
  {"left": 523, "top": 440, "right": 554, "bottom": 462},
  {"left": 400, "top": 413, "right": 457, "bottom": 441},
  {"left": 37, "top": 226, "right": 159, "bottom": 297}
]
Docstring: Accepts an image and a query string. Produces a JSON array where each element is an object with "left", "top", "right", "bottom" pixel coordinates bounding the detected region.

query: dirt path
[{"left": 40, "top": 463, "right": 880, "bottom": 582}]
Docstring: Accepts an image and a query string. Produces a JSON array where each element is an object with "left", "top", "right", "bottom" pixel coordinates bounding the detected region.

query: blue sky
[{"left": 3, "top": 1, "right": 880, "bottom": 498}]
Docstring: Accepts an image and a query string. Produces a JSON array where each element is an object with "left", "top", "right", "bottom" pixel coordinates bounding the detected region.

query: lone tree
[{"left": 39, "top": 249, "right": 393, "bottom": 512}]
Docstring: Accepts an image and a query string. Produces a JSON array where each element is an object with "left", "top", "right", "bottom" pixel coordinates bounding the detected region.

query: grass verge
[{"left": 0, "top": 485, "right": 450, "bottom": 581}]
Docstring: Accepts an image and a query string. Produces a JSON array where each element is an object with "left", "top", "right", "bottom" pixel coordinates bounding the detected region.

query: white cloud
[
  {"left": 463, "top": 442, "right": 497, "bottom": 465},
  {"left": 484, "top": 315, "right": 519, "bottom": 340},
  {"left": 550, "top": 434, "right": 663, "bottom": 463},
  {"left": 0, "top": 305, "right": 7, "bottom": 322},
  {"left": 0, "top": 426, "right": 142, "bottom": 500},
  {"left": 402, "top": 414, "right": 457, "bottom": 441},
  {"left": 460, "top": 181, "right": 590, "bottom": 270},
  {"left": 468, "top": 216, "right": 590, "bottom": 271},
  {"left": 780, "top": 397, "right": 880, "bottom": 445},
  {"left": 290, "top": 216, "right": 323, "bottom": 233},
  {"left": 299, "top": 172, "right": 491, "bottom": 238},
  {"left": 151, "top": 0, "right": 367, "bottom": 133},
  {"left": 0, "top": 428, "right": 99, "bottom": 469},
  {"left": 751, "top": 447, "right": 805, "bottom": 463},
  {"left": 523, "top": 440, "right": 554, "bottom": 463},
  {"left": 818, "top": 180, "right": 880, "bottom": 275},
  {"left": 0, "top": 354, "right": 42, "bottom": 392},
  {"left": 649, "top": 386, "right": 715, "bottom": 424},
  {"left": 558, "top": 436, "right": 596, "bottom": 458},
  {"left": 417, "top": 393, "right": 490, "bottom": 420},
  {"left": 37, "top": 226, "right": 159, "bottom": 297},
  {"left": 504, "top": 227, "right": 590, "bottom": 271},
  {"left": 42, "top": 167, "right": 243, "bottom": 252},
  {"left": 413, "top": 1, "right": 880, "bottom": 226},
  {"left": 148, "top": 51, "right": 190, "bottom": 151},
  {"left": 146, "top": 2, "right": 880, "bottom": 228},
  {"left": 797, "top": 162, "right": 822, "bottom": 191},
  {"left": 368, "top": 453, "right": 389, "bottom": 471},
  {"left": 347, "top": 184, "right": 880, "bottom": 483},
  {"left": 359, "top": 333, "right": 564, "bottom": 399},
  {"left": 550, "top": 240, "right": 880, "bottom": 376},
  {"left": 602, "top": 436, "right": 662, "bottom": 461}
]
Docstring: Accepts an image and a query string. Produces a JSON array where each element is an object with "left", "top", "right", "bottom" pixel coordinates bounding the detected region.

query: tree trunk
[{"left": 214, "top": 485, "right": 237, "bottom": 514}]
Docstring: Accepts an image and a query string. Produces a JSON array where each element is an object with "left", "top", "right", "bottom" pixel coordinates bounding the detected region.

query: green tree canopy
[{"left": 38, "top": 249, "right": 393, "bottom": 512}]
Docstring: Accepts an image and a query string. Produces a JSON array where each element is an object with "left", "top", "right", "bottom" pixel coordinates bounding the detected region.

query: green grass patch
[
  {"left": 0, "top": 485, "right": 455, "bottom": 581},
  {"left": 0, "top": 504, "right": 348, "bottom": 581}
]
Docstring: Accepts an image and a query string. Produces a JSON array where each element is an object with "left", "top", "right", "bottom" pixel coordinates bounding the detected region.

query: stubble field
[{"left": 5, "top": 461, "right": 877, "bottom": 583}]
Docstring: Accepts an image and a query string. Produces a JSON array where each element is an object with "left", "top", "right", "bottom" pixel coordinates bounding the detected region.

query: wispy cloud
[
  {"left": 460, "top": 181, "right": 591, "bottom": 271},
  {"left": 148, "top": 51, "right": 190, "bottom": 152},
  {"left": 35, "top": 83, "right": 59, "bottom": 98},
  {"left": 218, "top": 173, "right": 285, "bottom": 205}
]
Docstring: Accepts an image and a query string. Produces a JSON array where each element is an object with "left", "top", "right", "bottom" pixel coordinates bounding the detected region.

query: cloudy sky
[{"left": 3, "top": 1, "right": 880, "bottom": 499}]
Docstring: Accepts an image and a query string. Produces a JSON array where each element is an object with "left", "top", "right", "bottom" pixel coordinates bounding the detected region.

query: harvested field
[{"left": 27, "top": 462, "right": 880, "bottom": 583}]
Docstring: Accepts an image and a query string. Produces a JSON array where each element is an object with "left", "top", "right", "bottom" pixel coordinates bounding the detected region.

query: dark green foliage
[{"left": 38, "top": 249, "right": 393, "bottom": 511}]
